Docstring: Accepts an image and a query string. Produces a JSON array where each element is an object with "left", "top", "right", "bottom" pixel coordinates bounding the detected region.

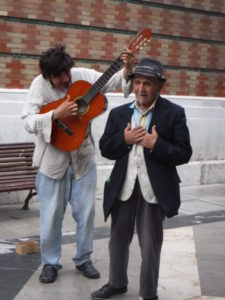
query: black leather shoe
[
  {"left": 39, "top": 264, "right": 57, "bottom": 283},
  {"left": 76, "top": 260, "right": 100, "bottom": 279},
  {"left": 91, "top": 284, "right": 127, "bottom": 299}
]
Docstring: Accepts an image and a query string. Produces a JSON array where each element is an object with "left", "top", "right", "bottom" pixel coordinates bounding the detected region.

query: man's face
[
  {"left": 133, "top": 75, "right": 163, "bottom": 107},
  {"left": 50, "top": 70, "right": 71, "bottom": 91}
]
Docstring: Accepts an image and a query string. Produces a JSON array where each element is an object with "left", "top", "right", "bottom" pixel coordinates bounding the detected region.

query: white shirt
[
  {"left": 21, "top": 67, "right": 131, "bottom": 180},
  {"left": 119, "top": 103, "right": 158, "bottom": 204}
]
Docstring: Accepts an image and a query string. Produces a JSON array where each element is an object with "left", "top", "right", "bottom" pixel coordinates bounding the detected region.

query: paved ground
[{"left": 0, "top": 183, "right": 225, "bottom": 300}]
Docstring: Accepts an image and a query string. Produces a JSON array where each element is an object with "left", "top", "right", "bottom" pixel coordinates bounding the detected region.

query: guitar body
[{"left": 40, "top": 80, "right": 107, "bottom": 151}]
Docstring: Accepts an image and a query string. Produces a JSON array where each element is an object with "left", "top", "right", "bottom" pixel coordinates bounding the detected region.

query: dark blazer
[{"left": 99, "top": 96, "right": 192, "bottom": 221}]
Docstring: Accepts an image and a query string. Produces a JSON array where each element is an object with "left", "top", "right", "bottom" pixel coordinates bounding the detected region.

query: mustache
[{"left": 137, "top": 93, "right": 148, "bottom": 97}]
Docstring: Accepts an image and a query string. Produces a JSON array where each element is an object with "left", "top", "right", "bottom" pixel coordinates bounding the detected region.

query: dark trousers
[{"left": 108, "top": 179, "right": 165, "bottom": 298}]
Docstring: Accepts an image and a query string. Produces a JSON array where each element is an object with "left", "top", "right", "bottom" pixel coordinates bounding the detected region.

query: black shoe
[
  {"left": 76, "top": 260, "right": 100, "bottom": 279},
  {"left": 39, "top": 264, "right": 57, "bottom": 283},
  {"left": 91, "top": 284, "right": 127, "bottom": 299},
  {"left": 143, "top": 297, "right": 158, "bottom": 300}
]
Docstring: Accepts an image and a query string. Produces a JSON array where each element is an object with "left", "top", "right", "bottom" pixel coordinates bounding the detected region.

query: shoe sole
[
  {"left": 76, "top": 267, "right": 100, "bottom": 279},
  {"left": 39, "top": 278, "right": 57, "bottom": 284},
  {"left": 91, "top": 288, "right": 127, "bottom": 299},
  {"left": 83, "top": 272, "right": 100, "bottom": 279}
]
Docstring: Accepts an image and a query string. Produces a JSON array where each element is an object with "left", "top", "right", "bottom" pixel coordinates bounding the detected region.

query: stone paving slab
[
  {"left": 0, "top": 184, "right": 225, "bottom": 299},
  {"left": 14, "top": 227, "right": 202, "bottom": 300}
]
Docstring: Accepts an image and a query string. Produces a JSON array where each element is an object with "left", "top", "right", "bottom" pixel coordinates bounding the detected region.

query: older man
[{"left": 91, "top": 57, "right": 192, "bottom": 300}]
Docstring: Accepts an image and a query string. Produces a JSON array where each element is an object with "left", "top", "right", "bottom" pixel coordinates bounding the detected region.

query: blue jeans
[{"left": 36, "top": 164, "right": 97, "bottom": 268}]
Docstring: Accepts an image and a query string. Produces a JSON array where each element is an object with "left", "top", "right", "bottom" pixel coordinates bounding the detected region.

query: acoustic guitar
[{"left": 40, "top": 28, "right": 152, "bottom": 151}]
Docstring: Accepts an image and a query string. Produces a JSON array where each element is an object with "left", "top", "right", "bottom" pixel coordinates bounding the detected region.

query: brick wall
[{"left": 0, "top": 0, "right": 224, "bottom": 96}]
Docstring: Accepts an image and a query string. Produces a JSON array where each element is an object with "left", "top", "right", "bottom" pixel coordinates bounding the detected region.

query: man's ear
[{"left": 158, "top": 81, "right": 164, "bottom": 91}]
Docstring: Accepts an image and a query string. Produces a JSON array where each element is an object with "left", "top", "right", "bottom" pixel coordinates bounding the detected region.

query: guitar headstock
[{"left": 127, "top": 28, "right": 152, "bottom": 54}]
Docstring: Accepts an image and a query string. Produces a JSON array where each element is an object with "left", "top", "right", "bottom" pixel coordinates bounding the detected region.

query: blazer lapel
[
  {"left": 121, "top": 104, "right": 134, "bottom": 128},
  {"left": 148, "top": 96, "right": 166, "bottom": 132}
]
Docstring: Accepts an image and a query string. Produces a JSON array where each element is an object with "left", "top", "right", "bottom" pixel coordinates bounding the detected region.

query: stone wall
[{"left": 0, "top": 88, "right": 225, "bottom": 204}]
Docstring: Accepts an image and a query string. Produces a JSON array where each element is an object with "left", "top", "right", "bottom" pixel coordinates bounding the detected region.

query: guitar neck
[{"left": 83, "top": 56, "right": 123, "bottom": 104}]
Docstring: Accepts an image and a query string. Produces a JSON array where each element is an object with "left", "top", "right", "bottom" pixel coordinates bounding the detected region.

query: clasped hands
[{"left": 124, "top": 123, "right": 158, "bottom": 150}]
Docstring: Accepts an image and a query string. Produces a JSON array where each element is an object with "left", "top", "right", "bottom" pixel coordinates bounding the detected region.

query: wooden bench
[{"left": 0, "top": 142, "right": 38, "bottom": 209}]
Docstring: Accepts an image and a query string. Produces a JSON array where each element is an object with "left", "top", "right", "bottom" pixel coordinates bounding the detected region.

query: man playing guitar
[{"left": 22, "top": 45, "right": 134, "bottom": 284}]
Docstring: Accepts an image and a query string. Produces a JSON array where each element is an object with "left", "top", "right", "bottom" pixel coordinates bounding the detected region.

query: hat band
[{"left": 135, "top": 66, "right": 163, "bottom": 77}]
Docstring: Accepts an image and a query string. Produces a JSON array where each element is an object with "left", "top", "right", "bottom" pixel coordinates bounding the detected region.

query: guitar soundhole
[{"left": 76, "top": 97, "right": 89, "bottom": 115}]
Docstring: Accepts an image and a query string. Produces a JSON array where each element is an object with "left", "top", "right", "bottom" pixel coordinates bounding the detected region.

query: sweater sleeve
[{"left": 21, "top": 77, "right": 53, "bottom": 143}]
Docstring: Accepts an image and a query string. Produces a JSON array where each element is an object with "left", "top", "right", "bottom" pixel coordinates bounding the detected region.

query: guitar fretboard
[{"left": 83, "top": 57, "right": 123, "bottom": 104}]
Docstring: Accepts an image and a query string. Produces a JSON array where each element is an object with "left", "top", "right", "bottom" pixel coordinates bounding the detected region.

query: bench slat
[
  {"left": 0, "top": 162, "right": 33, "bottom": 168},
  {"left": 0, "top": 143, "right": 35, "bottom": 149},
  {"left": 0, "top": 170, "right": 37, "bottom": 176},
  {"left": 0, "top": 183, "right": 36, "bottom": 193},
  {"left": 0, "top": 175, "right": 36, "bottom": 181},
  {"left": 0, "top": 157, "right": 32, "bottom": 163},
  {"left": 0, "top": 148, "right": 34, "bottom": 153},
  {"left": 0, "top": 167, "right": 37, "bottom": 174},
  {"left": 0, "top": 153, "right": 33, "bottom": 159},
  {"left": 0, "top": 177, "right": 36, "bottom": 188}
]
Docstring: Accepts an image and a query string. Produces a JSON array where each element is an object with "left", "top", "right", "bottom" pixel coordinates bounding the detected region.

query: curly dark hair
[{"left": 39, "top": 45, "right": 75, "bottom": 79}]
